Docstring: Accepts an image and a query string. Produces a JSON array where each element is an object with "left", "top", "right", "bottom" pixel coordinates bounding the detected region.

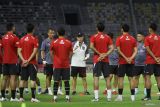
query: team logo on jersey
[
  {"left": 24, "top": 37, "right": 29, "bottom": 41},
  {"left": 60, "top": 40, "right": 64, "bottom": 44},
  {"left": 126, "top": 36, "right": 130, "bottom": 40},
  {"left": 4, "top": 35, "right": 9, "bottom": 39},
  {"left": 100, "top": 35, "right": 104, "bottom": 39},
  {"left": 154, "top": 36, "right": 158, "bottom": 40}
]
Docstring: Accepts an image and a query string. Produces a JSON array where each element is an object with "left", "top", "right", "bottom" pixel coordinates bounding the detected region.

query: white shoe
[
  {"left": 131, "top": 95, "right": 135, "bottom": 101},
  {"left": 19, "top": 98, "right": 25, "bottom": 102},
  {"left": 48, "top": 90, "right": 53, "bottom": 96},
  {"left": 10, "top": 98, "right": 19, "bottom": 102},
  {"left": 91, "top": 98, "right": 99, "bottom": 102},
  {"left": 58, "top": 90, "right": 64, "bottom": 95},
  {"left": 115, "top": 96, "right": 123, "bottom": 101},
  {"left": 31, "top": 98, "right": 40, "bottom": 103},
  {"left": 0, "top": 97, "right": 9, "bottom": 102}
]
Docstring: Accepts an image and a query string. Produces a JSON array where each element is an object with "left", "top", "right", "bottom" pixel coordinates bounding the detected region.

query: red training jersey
[
  {"left": 50, "top": 37, "right": 73, "bottom": 68},
  {"left": 90, "top": 32, "right": 113, "bottom": 63},
  {"left": 2, "top": 32, "right": 19, "bottom": 64},
  {"left": 144, "top": 33, "right": 160, "bottom": 64},
  {"left": 116, "top": 33, "right": 137, "bottom": 64},
  {"left": 19, "top": 34, "right": 38, "bottom": 64}
]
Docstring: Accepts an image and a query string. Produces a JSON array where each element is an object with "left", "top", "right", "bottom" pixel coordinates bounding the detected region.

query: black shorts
[
  {"left": 71, "top": 66, "right": 86, "bottom": 78},
  {"left": 145, "top": 64, "right": 160, "bottom": 76},
  {"left": 118, "top": 64, "right": 134, "bottom": 77},
  {"left": 0, "top": 64, "right": 2, "bottom": 74},
  {"left": 53, "top": 68, "right": 70, "bottom": 81},
  {"left": 21, "top": 64, "right": 37, "bottom": 81},
  {"left": 93, "top": 62, "right": 110, "bottom": 78},
  {"left": 17, "top": 64, "right": 22, "bottom": 75},
  {"left": 109, "top": 65, "right": 118, "bottom": 75},
  {"left": 3, "top": 64, "right": 19, "bottom": 75},
  {"left": 44, "top": 64, "right": 53, "bottom": 75},
  {"left": 132, "top": 66, "right": 145, "bottom": 76}
]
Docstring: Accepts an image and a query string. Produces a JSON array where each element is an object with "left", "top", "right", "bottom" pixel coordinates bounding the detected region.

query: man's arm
[
  {"left": 18, "top": 48, "right": 25, "bottom": 62},
  {"left": 146, "top": 46, "right": 160, "bottom": 63},
  {"left": 129, "top": 47, "right": 138, "bottom": 63},
  {"left": 90, "top": 42, "right": 100, "bottom": 55},
  {"left": 117, "top": 46, "right": 129, "bottom": 62},
  {"left": 98, "top": 44, "right": 114, "bottom": 61},
  {"left": 41, "top": 50, "right": 45, "bottom": 60},
  {"left": 28, "top": 48, "right": 38, "bottom": 62}
]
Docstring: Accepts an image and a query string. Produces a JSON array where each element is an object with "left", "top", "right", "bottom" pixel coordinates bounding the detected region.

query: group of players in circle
[{"left": 0, "top": 22, "right": 160, "bottom": 103}]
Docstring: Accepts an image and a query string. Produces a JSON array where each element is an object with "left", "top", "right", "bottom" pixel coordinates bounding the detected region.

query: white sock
[
  {"left": 58, "top": 87, "right": 62, "bottom": 91},
  {"left": 107, "top": 89, "right": 112, "bottom": 99},
  {"left": 131, "top": 95, "right": 135, "bottom": 101},
  {"left": 25, "top": 88, "right": 28, "bottom": 91},
  {"left": 94, "top": 90, "right": 99, "bottom": 99},
  {"left": 38, "top": 86, "right": 41, "bottom": 89},
  {"left": 144, "top": 88, "right": 147, "bottom": 95},
  {"left": 48, "top": 87, "right": 51, "bottom": 91},
  {"left": 16, "top": 88, "right": 19, "bottom": 91},
  {"left": 105, "top": 88, "right": 107, "bottom": 91},
  {"left": 135, "top": 88, "right": 138, "bottom": 91},
  {"left": 66, "top": 95, "right": 70, "bottom": 99},
  {"left": 118, "top": 95, "right": 122, "bottom": 99},
  {"left": 54, "top": 96, "right": 57, "bottom": 100}
]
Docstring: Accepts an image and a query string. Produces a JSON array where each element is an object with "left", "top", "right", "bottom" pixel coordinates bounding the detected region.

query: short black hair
[
  {"left": 26, "top": 23, "right": 34, "bottom": 33},
  {"left": 107, "top": 32, "right": 114, "bottom": 39},
  {"left": 77, "top": 32, "right": 84, "bottom": 37},
  {"left": 121, "top": 24, "right": 130, "bottom": 32},
  {"left": 149, "top": 23, "right": 157, "bottom": 31},
  {"left": 137, "top": 31, "right": 144, "bottom": 35},
  {"left": 97, "top": 22, "right": 105, "bottom": 32},
  {"left": 6, "top": 23, "right": 14, "bottom": 31},
  {"left": 48, "top": 28, "right": 54, "bottom": 33},
  {"left": 57, "top": 27, "right": 65, "bottom": 36}
]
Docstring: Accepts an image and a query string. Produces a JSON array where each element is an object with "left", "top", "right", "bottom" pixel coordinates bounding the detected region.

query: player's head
[
  {"left": 121, "top": 24, "right": 130, "bottom": 33},
  {"left": 96, "top": 22, "right": 105, "bottom": 32},
  {"left": 26, "top": 23, "right": 35, "bottom": 34},
  {"left": 57, "top": 27, "right": 65, "bottom": 36},
  {"left": 137, "top": 31, "right": 145, "bottom": 42},
  {"left": 149, "top": 23, "right": 157, "bottom": 33},
  {"left": 6, "top": 23, "right": 15, "bottom": 32},
  {"left": 47, "top": 28, "right": 55, "bottom": 39},
  {"left": 107, "top": 32, "right": 114, "bottom": 40},
  {"left": 77, "top": 32, "right": 84, "bottom": 43}
]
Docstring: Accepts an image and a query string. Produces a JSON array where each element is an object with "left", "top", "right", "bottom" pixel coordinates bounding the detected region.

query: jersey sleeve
[
  {"left": 133, "top": 38, "right": 137, "bottom": 47},
  {"left": 18, "top": 39, "right": 23, "bottom": 48},
  {"left": 90, "top": 36, "right": 94, "bottom": 43},
  {"left": 15, "top": 36, "right": 20, "bottom": 47},
  {"left": 108, "top": 37, "right": 113, "bottom": 45},
  {"left": 33, "top": 38, "right": 39, "bottom": 48},
  {"left": 69, "top": 42, "right": 73, "bottom": 52},
  {"left": 144, "top": 37, "right": 149, "bottom": 47}
]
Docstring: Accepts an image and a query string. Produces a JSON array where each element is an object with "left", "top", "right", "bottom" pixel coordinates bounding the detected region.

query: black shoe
[
  {"left": 141, "top": 96, "right": 151, "bottom": 101},
  {"left": 66, "top": 98, "right": 71, "bottom": 102},
  {"left": 72, "top": 91, "right": 76, "bottom": 95},
  {"left": 41, "top": 89, "right": 48, "bottom": 94},
  {"left": 84, "top": 91, "right": 90, "bottom": 95}
]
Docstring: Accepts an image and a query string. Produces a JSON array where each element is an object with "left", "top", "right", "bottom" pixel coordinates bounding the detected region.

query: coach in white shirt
[{"left": 71, "top": 33, "right": 90, "bottom": 95}]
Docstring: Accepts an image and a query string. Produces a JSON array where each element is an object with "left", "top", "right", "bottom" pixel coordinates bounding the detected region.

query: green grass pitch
[{"left": 1, "top": 73, "right": 160, "bottom": 107}]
